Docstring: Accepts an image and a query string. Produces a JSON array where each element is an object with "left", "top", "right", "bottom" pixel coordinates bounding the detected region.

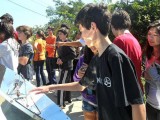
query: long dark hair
[
  {"left": 144, "top": 19, "right": 160, "bottom": 60},
  {"left": 0, "top": 22, "right": 14, "bottom": 41}
]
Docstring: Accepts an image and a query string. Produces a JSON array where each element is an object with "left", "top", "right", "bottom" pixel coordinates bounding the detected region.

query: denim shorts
[{"left": 82, "top": 100, "right": 97, "bottom": 112}]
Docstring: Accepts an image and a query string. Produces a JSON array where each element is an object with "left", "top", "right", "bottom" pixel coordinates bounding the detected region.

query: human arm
[
  {"left": 46, "top": 43, "right": 56, "bottom": 49},
  {"left": 33, "top": 41, "right": 40, "bottom": 53},
  {"left": 30, "top": 82, "right": 86, "bottom": 94},
  {"left": 57, "top": 41, "right": 82, "bottom": 47},
  {"left": 78, "top": 63, "right": 88, "bottom": 78},
  {"left": 73, "top": 56, "right": 88, "bottom": 82},
  {"left": 19, "top": 43, "right": 33, "bottom": 65},
  {"left": 132, "top": 104, "right": 146, "bottom": 120}
]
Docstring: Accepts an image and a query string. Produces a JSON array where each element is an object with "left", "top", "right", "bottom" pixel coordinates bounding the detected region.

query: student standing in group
[
  {"left": 144, "top": 19, "right": 160, "bottom": 120},
  {"left": 45, "top": 26, "right": 57, "bottom": 85},
  {"left": 16, "top": 25, "right": 34, "bottom": 81},
  {"left": 56, "top": 27, "right": 76, "bottom": 108},
  {"left": 111, "top": 10, "right": 143, "bottom": 91},
  {"left": 0, "top": 22, "right": 18, "bottom": 120},
  {"left": 73, "top": 46, "right": 97, "bottom": 120},
  {"left": 0, "top": 22, "right": 19, "bottom": 71},
  {"left": 30, "top": 3, "right": 146, "bottom": 120},
  {"left": 33, "top": 30, "right": 47, "bottom": 87}
]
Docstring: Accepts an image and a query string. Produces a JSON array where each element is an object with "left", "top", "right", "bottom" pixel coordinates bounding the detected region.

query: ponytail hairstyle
[{"left": 36, "top": 30, "right": 46, "bottom": 40}]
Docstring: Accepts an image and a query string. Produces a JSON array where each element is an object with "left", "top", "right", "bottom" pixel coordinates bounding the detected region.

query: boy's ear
[{"left": 91, "top": 22, "right": 97, "bottom": 30}]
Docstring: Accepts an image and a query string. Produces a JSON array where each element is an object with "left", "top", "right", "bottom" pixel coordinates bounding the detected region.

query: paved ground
[{"left": 32, "top": 69, "right": 84, "bottom": 120}]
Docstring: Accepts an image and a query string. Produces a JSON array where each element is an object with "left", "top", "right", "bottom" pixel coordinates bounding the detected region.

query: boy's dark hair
[
  {"left": 0, "top": 13, "right": 13, "bottom": 24},
  {"left": 60, "top": 23, "right": 70, "bottom": 30},
  {"left": 75, "top": 3, "right": 111, "bottom": 36},
  {"left": 47, "top": 26, "right": 54, "bottom": 31},
  {"left": 111, "top": 10, "right": 131, "bottom": 30},
  {"left": 0, "top": 22, "right": 14, "bottom": 40},
  {"left": 16, "top": 25, "right": 32, "bottom": 39},
  {"left": 58, "top": 27, "right": 69, "bottom": 36}
]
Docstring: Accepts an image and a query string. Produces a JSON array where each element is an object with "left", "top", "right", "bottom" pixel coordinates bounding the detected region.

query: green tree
[
  {"left": 46, "top": 0, "right": 85, "bottom": 40},
  {"left": 109, "top": 0, "right": 160, "bottom": 48}
]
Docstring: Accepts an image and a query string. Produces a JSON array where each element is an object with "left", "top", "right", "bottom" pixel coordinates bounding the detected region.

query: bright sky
[{"left": 0, "top": 0, "right": 94, "bottom": 28}]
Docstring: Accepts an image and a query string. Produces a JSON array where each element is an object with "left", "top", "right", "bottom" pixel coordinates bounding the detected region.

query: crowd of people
[{"left": 0, "top": 3, "right": 160, "bottom": 120}]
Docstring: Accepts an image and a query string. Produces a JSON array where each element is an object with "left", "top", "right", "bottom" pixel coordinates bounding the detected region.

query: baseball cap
[{"left": 0, "top": 13, "right": 13, "bottom": 23}]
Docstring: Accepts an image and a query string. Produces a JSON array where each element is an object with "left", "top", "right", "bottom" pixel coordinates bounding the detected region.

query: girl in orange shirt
[{"left": 33, "top": 30, "right": 47, "bottom": 87}]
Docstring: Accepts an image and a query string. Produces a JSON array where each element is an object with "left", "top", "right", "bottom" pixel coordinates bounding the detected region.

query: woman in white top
[
  {"left": 0, "top": 22, "right": 19, "bottom": 72},
  {"left": 0, "top": 22, "right": 19, "bottom": 120}
]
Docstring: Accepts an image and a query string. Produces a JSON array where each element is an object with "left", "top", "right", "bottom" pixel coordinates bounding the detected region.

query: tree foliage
[
  {"left": 32, "top": 0, "right": 160, "bottom": 46},
  {"left": 46, "top": 0, "right": 85, "bottom": 40},
  {"left": 109, "top": 0, "right": 160, "bottom": 48}
]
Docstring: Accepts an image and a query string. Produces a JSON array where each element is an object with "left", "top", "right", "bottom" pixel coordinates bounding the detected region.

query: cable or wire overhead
[
  {"left": 7, "top": 0, "right": 46, "bottom": 17},
  {"left": 39, "top": 0, "right": 52, "bottom": 7},
  {"left": 31, "top": 0, "right": 48, "bottom": 8}
]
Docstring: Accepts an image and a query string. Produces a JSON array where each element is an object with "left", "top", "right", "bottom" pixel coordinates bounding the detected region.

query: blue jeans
[
  {"left": 34, "top": 60, "right": 46, "bottom": 87},
  {"left": 82, "top": 100, "right": 97, "bottom": 112}
]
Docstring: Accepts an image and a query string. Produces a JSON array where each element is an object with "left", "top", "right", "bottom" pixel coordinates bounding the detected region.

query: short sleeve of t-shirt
[
  {"left": 109, "top": 52, "right": 143, "bottom": 107},
  {"left": 79, "top": 56, "right": 97, "bottom": 90},
  {"left": 19, "top": 43, "right": 33, "bottom": 58}
]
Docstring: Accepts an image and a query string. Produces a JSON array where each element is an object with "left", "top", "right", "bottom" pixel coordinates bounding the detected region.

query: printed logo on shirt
[{"left": 97, "top": 77, "right": 111, "bottom": 87}]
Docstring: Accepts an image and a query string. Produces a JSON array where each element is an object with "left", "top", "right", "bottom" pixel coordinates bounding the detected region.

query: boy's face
[
  {"left": 58, "top": 31, "right": 67, "bottom": 41},
  {"left": 47, "top": 29, "right": 53, "bottom": 35},
  {"left": 79, "top": 24, "right": 96, "bottom": 48}
]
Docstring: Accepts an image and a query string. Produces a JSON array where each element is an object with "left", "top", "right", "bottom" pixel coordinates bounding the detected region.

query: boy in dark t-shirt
[
  {"left": 75, "top": 3, "right": 146, "bottom": 120},
  {"left": 30, "top": 3, "right": 146, "bottom": 120}
]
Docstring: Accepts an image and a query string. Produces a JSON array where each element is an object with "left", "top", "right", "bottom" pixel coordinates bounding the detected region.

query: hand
[
  {"left": 29, "top": 86, "right": 50, "bottom": 94},
  {"left": 56, "top": 58, "right": 63, "bottom": 65},
  {"left": 78, "top": 63, "right": 88, "bottom": 78}
]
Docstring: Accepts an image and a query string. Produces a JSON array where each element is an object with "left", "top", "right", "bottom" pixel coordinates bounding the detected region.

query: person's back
[
  {"left": 0, "top": 38, "right": 19, "bottom": 71},
  {"left": 33, "top": 38, "right": 46, "bottom": 61},
  {"left": 111, "top": 10, "right": 143, "bottom": 91},
  {"left": 114, "top": 32, "right": 142, "bottom": 86},
  {"left": 46, "top": 35, "right": 56, "bottom": 58}
]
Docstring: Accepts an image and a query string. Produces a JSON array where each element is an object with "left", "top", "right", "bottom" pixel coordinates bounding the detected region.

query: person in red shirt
[
  {"left": 45, "top": 26, "right": 57, "bottom": 85},
  {"left": 111, "top": 10, "right": 143, "bottom": 91}
]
